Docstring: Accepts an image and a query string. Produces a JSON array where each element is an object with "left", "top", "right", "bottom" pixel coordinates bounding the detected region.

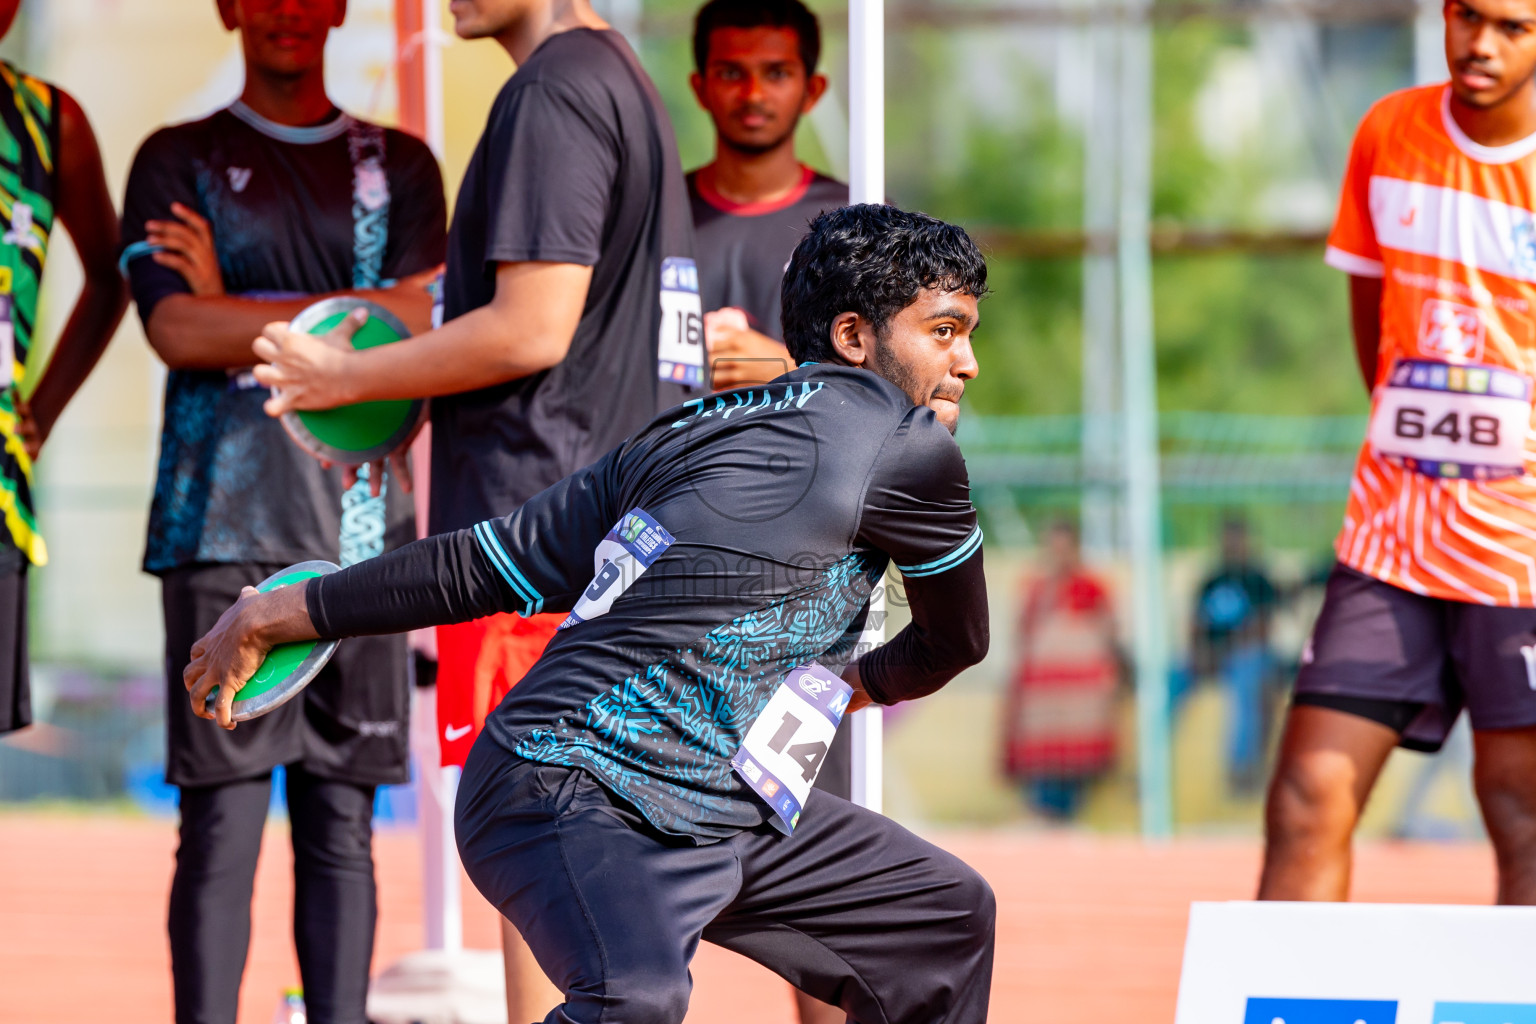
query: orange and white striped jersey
[{"left": 1327, "top": 84, "right": 1536, "bottom": 606}]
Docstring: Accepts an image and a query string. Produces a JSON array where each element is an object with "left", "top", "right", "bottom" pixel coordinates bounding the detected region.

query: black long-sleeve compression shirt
[{"left": 307, "top": 363, "right": 988, "bottom": 838}]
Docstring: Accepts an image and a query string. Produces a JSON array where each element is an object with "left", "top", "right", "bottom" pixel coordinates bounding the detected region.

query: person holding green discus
[
  {"left": 0, "top": 0, "right": 130, "bottom": 737},
  {"left": 118, "top": 2, "right": 446, "bottom": 1022}
]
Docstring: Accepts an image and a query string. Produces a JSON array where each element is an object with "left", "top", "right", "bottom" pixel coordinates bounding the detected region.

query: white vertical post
[
  {"left": 848, "top": 0, "right": 884, "bottom": 206},
  {"left": 411, "top": 686, "right": 463, "bottom": 952},
  {"left": 400, "top": 0, "right": 456, "bottom": 952},
  {"left": 1117, "top": 0, "right": 1172, "bottom": 839},
  {"left": 848, "top": 0, "right": 885, "bottom": 813},
  {"left": 1081, "top": 3, "right": 1121, "bottom": 560},
  {"left": 1414, "top": 0, "right": 1447, "bottom": 85},
  {"left": 420, "top": 0, "right": 445, "bottom": 157}
]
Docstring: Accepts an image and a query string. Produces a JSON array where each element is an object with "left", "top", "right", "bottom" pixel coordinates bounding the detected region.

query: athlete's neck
[
  {"left": 238, "top": 67, "right": 335, "bottom": 128},
  {"left": 697, "top": 141, "right": 806, "bottom": 207},
  {"left": 495, "top": 0, "right": 610, "bottom": 66},
  {"left": 1448, "top": 79, "right": 1536, "bottom": 148}
]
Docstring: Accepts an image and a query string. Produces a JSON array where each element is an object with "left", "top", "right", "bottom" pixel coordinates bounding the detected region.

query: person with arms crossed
[
  {"left": 1261, "top": 0, "right": 1536, "bottom": 904},
  {"left": 250, "top": 0, "right": 705, "bottom": 1013},
  {"left": 119, "top": 2, "right": 446, "bottom": 1021},
  {"left": 192, "top": 204, "right": 994, "bottom": 1024},
  {"left": 689, "top": 0, "right": 848, "bottom": 391},
  {"left": 0, "top": 0, "right": 129, "bottom": 735}
]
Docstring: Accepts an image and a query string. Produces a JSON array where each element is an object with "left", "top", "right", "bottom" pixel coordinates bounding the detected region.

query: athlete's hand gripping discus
[
  {"left": 203, "top": 560, "right": 341, "bottom": 722},
  {"left": 278, "top": 297, "right": 425, "bottom": 464}
]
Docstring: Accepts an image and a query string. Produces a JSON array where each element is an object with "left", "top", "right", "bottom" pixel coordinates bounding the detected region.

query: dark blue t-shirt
[{"left": 121, "top": 103, "right": 446, "bottom": 573}]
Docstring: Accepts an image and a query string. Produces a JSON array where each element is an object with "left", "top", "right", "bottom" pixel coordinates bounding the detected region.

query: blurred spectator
[
  {"left": 1191, "top": 516, "right": 1279, "bottom": 794},
  {"left": 1002, "top": 520, "right": 1123, "bottom": 821}
]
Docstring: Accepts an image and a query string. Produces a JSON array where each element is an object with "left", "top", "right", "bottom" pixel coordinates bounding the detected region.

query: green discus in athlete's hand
[{"left": 278, "top": 297, "right": 425, "bottom": 464}]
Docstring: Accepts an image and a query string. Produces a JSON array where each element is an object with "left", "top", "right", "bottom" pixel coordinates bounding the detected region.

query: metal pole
[
  {"left": 395, "top": 0, "right": 457, "bottom": 951},
  {"left": 1081, "top": 2, "right": 1120, "bottom": 559},
  {"left": 1117, "top": 0, "right": 1173, "bottom": 838},
  {"left": 1414, "top": 0, "right": 1446, "bottom": 85},
  {"left": 848, "top": 0, "right": 885, "bottom": 813}
]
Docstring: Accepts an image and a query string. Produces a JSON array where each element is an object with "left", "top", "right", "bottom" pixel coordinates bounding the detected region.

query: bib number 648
[{"left": 1392, "top": 407, "right": 1501, "bottom": 447}]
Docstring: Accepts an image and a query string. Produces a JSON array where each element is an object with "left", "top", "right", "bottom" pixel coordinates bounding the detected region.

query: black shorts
[
  {"left": 162, "top": 562, "right": 410, "bottom": 787},
  {"left": 0, "top": 564, "right": 28, "bottom": 735},
  {"left": 1295, "top": 562, "right": 1536, "bottom": 751}
]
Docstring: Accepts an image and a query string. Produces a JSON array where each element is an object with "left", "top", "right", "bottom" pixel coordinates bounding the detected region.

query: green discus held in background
[
  {"left": 278, "top": 297, "right": 425, "bottom": 463},
  {"left": 204, "top": 560, "right": 341, "bottom": 722}
]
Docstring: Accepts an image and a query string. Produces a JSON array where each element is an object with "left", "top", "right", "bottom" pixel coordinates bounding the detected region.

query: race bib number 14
[
  {"left": 658, "top": 257, "right": 704, "bottom": 386},
  {"left": 1368, "top": 358, "right": 1533, "bottom": 480},
  {"left": 732, "top": 662, "right": 853, "bottom": 832}
]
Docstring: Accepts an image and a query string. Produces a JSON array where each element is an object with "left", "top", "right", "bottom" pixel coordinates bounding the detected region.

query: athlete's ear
[
  {"left": 689, "top": 72, "right": 708, "bottom": 110},
  {"left": 216, "top": 0, "right": 239, "bottom": 32},
  {"left": 803, "top": 73, "right": 828, "bottom": 113},
  {"left": 828, "top": 311, "right": 871, "bottom": 367}
]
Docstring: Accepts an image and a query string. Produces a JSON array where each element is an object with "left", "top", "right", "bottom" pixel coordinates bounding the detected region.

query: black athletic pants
[
  {"left": 455, "top": 743, "right": 996, "bottom": 1024},
  {"left": 169, "top": 765, "right": 378, "bottom": 1024}
]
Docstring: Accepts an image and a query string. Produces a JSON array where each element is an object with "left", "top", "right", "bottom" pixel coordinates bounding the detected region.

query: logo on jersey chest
[
  {"left": 227, "top": 166, "right": 253, "bottom": 193},
  {"left": 1418, "top": 297, "right": 1486, "bottom": 361},
  {"left": 2, "top": 203, "right": 40, "bottom": 254}
]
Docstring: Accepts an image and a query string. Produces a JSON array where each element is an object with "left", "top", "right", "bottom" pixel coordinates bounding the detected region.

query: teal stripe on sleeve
[
  {"left": 473, "top": 522, "right": 543, "bottom": 615},
  {"left": 895, "top": 525, "right": 983, "bottom": 578}
]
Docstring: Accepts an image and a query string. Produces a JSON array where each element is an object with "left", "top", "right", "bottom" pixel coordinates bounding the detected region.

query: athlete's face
[
  {"left": 690, "top": 27, "right": 827, "bottom": 156},
  {"left": 832, "top": 287, "right": 980, "bottom": 434},
  {"left": 449, "top": 0, "right": 538, "bottom": 39},
  {"left": 220, "top": 0, "right": 344, "bottom": 76},
  {"left": 1445, "top": 0, "right": 1536, "bottom": 108}
]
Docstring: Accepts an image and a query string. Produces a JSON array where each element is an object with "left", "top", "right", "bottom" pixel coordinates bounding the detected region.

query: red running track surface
[{"left": 0, "top": 813, "right": 1497, "bottom": 1023}]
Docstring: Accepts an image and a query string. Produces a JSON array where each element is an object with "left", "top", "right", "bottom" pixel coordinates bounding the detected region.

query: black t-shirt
[
  {"left": 432, "top": 28, "right": 703, "bottom": 536},
  {"left": 1196, "top": 565, "right": 1279, "bottom": 649},
  {"left": 687, "top": 166, "right": 848, "bottom": 340},
  {"left": 310, "top": 363, "right": 989, "bottom": 841},
  {"left": 121, "top": 103, "right": 446, "bottom": 572}
]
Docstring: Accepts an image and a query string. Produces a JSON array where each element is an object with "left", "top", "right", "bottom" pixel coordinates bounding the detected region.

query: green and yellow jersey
[{"left": 0, "top": 60, "right": 56, "bottom": 567}]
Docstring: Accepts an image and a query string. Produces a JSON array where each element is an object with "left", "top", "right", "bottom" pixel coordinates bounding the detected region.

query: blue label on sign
[
  {"left": 1435, "top": 1003, "right": 1536, "bottom": 1024},
  {"left": 1244, "top": 997, "right": 1398, "bottom": 1024}
]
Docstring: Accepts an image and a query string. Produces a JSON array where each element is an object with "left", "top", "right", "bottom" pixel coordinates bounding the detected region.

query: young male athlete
[
  {"left": 119, "top": 1, "right": 445, "bottom": 1020},
  {"left": 1261, "top": 0, "right": 1536, "bottom": 904},
  {"left": 250, "top": 1, "right": 705, "bottom": 1009},
  {"left": 0, "top": 0, "right": 129, "bottom": 735},
  {"left": 688, "top": 0, "right": 848, "bottom": 392},
  {"left": 689, "top": 9, "right": 851, "bottom": 1017},
  {"left": 189, "top": 204, "right": 994, "bottom": 1024}
]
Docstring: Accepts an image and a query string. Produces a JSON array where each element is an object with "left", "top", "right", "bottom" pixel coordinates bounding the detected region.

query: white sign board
[{"left": 1175, "top": 901, "right": 1536, "bottom": 1024}]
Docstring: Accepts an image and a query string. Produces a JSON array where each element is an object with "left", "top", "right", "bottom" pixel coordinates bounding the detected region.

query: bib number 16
[{"left": 657, "top": 257, "right": 704, "bottom": 387}]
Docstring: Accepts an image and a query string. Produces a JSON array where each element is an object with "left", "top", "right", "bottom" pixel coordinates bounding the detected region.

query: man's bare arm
[
  {"left": 22, "top": 89, "right": 129, "bottom": 452},
  {"left": 1348, "top": 273, "right": 1383, "bottom": 394},
  {"left": 185, "top": 581, "right": 317, "bottom": 730},
  {"left": 254, "top": 260, "right": 592, "bottom": 411},
  {"left": 146, "top": 270, "right": 438, "bottom": 372}
]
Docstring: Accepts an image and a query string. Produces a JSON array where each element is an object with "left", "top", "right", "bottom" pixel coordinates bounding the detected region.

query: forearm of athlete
[
  {"left": 147, "top": 272, "right": 437, "bottom": 372},
  {"left": 23, "top": 89, "right": 128, "bottom": 447},
  {"left": 184, "top": 529, "right": 513, "bottom": 728},
  {"left": 1348, "top": 273, "right": 1383, "bottom": 394},
  {"left": 851, "top": 553, "right": 990, "bottom": 707},
  {"left": 254, "top": 261, "right": 592, "bottom": 409}
]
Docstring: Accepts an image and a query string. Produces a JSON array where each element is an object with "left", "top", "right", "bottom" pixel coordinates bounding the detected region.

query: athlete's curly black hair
[
  {"left": 780, "top": 204, "right": 989, "bottom": 365},
  {"left": 692, "top": 0, "right": 822, "bottom": 75}
]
